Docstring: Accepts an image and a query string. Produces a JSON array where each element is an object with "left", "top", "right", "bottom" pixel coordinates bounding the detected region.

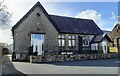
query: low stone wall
[
  {"left": 12, "top": 51, "right": 29, "bottom": 61},
  {"left": 31, "top": 53, "right": 119, "bottom": 63}
]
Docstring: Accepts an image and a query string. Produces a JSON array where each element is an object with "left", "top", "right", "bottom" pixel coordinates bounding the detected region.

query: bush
[{"left": 2, "top": 48, "right": 9, "bottom": 55}]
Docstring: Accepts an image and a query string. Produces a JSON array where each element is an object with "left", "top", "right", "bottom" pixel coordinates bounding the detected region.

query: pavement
[
  {"left": 2, "top": 55, "right": 119, "bottom": 75},
  {"left": 2, "top": 55, "right": 27, "bottom": 76}
]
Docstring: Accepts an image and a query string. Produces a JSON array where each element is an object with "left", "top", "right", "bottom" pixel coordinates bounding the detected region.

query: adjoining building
[{"left": 109, "top": 23, "right": 120, "bottom": 52}]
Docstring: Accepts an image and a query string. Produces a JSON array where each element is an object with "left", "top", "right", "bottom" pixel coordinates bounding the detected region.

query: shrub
[{"left": 2, "top": 48, "right": 9, "bottom": 55}]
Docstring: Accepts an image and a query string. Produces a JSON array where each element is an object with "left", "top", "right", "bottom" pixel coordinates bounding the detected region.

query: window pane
[
  {"left": 61, "top": 35, "right": 65, "bottom": 38},
  {"left": 41, "top": 35, "right": 43, "bottom": 40},
  {"left": 96, "top": 45, "right": 98, "bottom": 50},
  {"left": 72, "top": 40, "right": 75, "bottom": 46},
  {"left": 86, "top": 41, "right": 89, "bottom": 45},
  {"left": 58, "top": 34, "right": 65, "bottom": 46},
  {"left": 68, "top": 36, "right": 71, "bottom": 39},
  {"left": 58, "top": 35, "right": 61, "bottom": 38},
  {"left": 62, "top": 39, "right": 65, "bottom": 46},
  {"left": 83, "top": 40, "right": 85, "bottom": 46},
  {"left": 82, "top": 36, "right": 89, "bottom": 46},
  {"left": 68, "top": 40, "right": 72, "bottom": 46},
  {"left": 58, "top": 39, "right": 61, "bottom": 46},
  {"left": 72, "top": 36, "right": 75, "bottom": 39}
]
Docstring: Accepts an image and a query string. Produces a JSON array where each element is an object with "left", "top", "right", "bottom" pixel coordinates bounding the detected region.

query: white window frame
[
  {"left": 58, "top": 34, "right": 65, "bottom": 47},
  {"left": 68, "top": 35, "right": 76, "bottom": 47},
  {"left": 83, "top": 36, "right": 90, "bottom": 46}
]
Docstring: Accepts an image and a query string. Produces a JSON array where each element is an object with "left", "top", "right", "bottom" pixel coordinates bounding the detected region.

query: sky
[{"left": 0, "top": 0, "right": 119, "bottom": 44}]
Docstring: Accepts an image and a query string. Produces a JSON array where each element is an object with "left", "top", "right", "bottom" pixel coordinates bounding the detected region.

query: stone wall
[
  {"left": 30, "top": 53, "right": 118, "bottom": 63},
  {"left": 13, "top": 6, "right": 59, "bottom": 57}
]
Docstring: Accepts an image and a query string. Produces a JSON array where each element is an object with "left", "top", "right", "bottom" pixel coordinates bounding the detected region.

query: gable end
[{"left": 12, "top": 2, "right": 61, "bottom": 35}]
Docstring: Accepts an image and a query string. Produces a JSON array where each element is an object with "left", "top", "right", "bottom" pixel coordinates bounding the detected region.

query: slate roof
[
  {"left": 90, "top": 34, "right": 113, "bottom": 43},
  {"left": 102, "top": 30, "right": 111, "bottom": 35},
  {"left": 12, "top": 2, "right": 103, "bottom": 35},
  {"left": 50, "top": 15, "right": 103, "bottom": 35}
]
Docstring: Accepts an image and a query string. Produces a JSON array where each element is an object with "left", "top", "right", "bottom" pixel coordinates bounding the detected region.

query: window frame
[
  {"left": 58, "top": 34, "right": 65, "bottom": 47},
  {"left": 83, "top": 36, "right": 90, "bottom": 46},
  {"left": 68, "top": 35, "right": 76, "bottom": 47}
]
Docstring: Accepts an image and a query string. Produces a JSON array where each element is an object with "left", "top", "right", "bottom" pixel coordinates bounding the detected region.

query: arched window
[{"left": 83, "top": 36, "right": 90, "bottom": 46}]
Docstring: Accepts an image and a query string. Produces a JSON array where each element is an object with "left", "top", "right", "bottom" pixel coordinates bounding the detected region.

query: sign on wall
[{"left": 109, "top": 47, "right": 118, "bottom": 53}]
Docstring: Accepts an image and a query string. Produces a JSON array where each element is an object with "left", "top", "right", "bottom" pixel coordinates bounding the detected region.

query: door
[
  {"left": 31, "top": 34, "right": 44, "bottom": 55},
  {"left": 102, "top": 41, "right": 107, "bottom": 54}
]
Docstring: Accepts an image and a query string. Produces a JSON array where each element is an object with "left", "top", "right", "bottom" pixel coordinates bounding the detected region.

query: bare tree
[{"left": 0, "top": 0, "right": 11, "bottom": 29}]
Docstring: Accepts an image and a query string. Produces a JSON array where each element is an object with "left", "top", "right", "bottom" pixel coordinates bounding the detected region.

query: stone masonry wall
[
  {"left": 13, "top": 7, "right": 59, "bottom": 56},
  {"left": 31, "top": 53, "right": 119, "bottom": 63}
]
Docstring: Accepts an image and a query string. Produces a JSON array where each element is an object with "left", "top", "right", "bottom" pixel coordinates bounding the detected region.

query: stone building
[
  {"left": 12, "top": 2, "right": 112, "bottom": 60},
  {"left": 109, "top": 22, "right": 120, "bottom": 52}
]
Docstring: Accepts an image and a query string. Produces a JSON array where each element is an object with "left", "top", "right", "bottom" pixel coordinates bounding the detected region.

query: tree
[{"left": 0, "top": 0, "right": 11, "bottom": 29}]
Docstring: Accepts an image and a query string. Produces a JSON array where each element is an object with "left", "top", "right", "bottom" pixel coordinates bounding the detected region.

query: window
[
  {"left": 36, "top": 13, "right": 40, "bottom": 17},
  {"left": 68, "top": 35, "right": 76, "bottom": 46},
  {"left": 91, "top": 43, "right": 98, "bottom": 50},
  {"left": 58, "top": 35, "right": 65, "bottom": 46},
  {"left": 118, "top": 38, "right": 120, "bottom": 47},
  {"left": 31, "top": 34, "right": 44, "bottom": 46},
  {"left": 104, "top": 45, "right": 107, "bottom": 51},
  {"left": 113, "top": 38, "right": 116, "bottom": 47},
  {"left": 83, "top": 36, "right": 89, "bottom": 46}
]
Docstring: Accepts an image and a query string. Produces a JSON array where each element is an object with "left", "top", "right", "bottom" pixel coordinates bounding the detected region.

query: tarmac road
[{"left": 13, "top": 58, "right": 119, "bottom": 74}]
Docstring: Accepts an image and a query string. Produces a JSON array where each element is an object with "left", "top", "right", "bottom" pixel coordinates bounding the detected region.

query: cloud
[
  {"left": 41, "top": 2, "right": 73, "bottom": 17},
  {"left": 111, "top": 12, "right": 120, "bottom": 20},
  {"left": 75, "top": 10, "right": 102, "bottom": 26}
]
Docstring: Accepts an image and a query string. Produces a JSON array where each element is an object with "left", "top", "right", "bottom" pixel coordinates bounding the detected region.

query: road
[
  {"left": 2, "top": 55, "right": 119, "bottom": 75},
  {"left": 12, "top": 58, "right": 119, "bottom": 74}
]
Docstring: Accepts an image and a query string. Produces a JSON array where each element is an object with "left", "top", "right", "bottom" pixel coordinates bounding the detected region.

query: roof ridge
[{"left": 49, "top": 14, "right": 93, "bottom": 21}]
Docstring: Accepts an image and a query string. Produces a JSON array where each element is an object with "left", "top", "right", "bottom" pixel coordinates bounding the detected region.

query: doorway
[
  {"left": 31, "top": 34, "right": 44, "bottom": 55},
  {"left": 102, "top": 41, "right": 108, "bottom": 54}
]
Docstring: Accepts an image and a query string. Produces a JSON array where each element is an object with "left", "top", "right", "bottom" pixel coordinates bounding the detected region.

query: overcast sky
[{"left": 0, "top": 0, "right": 119, "bottom": 44}]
